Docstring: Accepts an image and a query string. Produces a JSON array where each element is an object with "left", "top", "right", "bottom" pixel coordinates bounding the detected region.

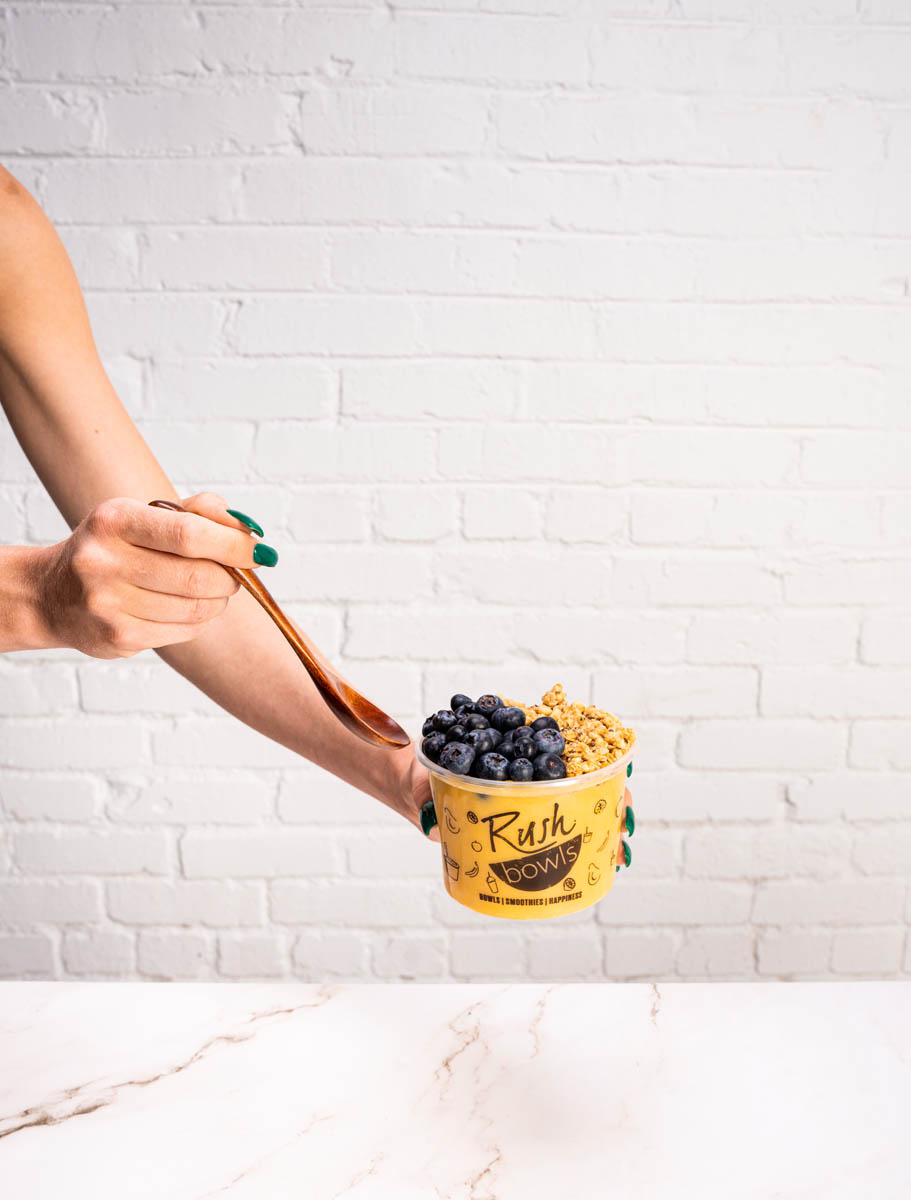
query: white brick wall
[{"left": 1, "top": 0, "right": 909, "bottom": 982}]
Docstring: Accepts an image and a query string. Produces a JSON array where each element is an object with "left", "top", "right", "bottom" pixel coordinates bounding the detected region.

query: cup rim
[{"left": 414, "top": 734, "right": 636, "bottom": 794}]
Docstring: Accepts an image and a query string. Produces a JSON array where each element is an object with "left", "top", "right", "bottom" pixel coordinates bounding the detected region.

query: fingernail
[
  {"left": 625, "top": 806, "right": 635, "bottom": 837},
  {"left": 627, "top": 761, "right": 633, "bottom": 778},
  {"left": 227, "top": 509, "right": 265, "bottom": 538},
  {"left": 420, "top": 800, "right": 438, "bottom": 837},
  {"left": 253, "top": 542, "right": 278, "bottom": 567},
  {"left": 622, "top": 840, "right": 631, "bottom": 868}
]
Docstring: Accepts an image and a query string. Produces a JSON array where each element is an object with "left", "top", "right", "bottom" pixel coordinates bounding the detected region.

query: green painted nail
[
  {"left": 627, "top": 761, "right": 633, "bottom": 778},
  {"left": 227, "top": 509, "right": 264, "bottom": 538},
  {"left": 252, "top": 542, "right": 278, "bottom": 568},
  {"left": 616, "top": 864, "right": 620, "bottom": 873},
  {"left": 625, "top": 806, "right": 635, "bottom": 837},
  {"left": 420, "top": 800, "right": 437, "bottom": 837},
  {"left": 622, "top": 840, "right": 631, "bottom": 868}
]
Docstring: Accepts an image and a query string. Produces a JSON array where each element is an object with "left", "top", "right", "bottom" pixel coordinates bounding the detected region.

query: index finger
[{"left": 131, "top": 500, "right": 260, "bottom": 569}]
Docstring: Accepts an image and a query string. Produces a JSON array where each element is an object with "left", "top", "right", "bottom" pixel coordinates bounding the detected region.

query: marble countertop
[{"left": 0, "top": 982, "right": 908, "bottom": 1198}]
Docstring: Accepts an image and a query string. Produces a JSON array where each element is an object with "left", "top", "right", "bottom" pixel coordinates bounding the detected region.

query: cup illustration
[{"left": 417, "top": 740, "right": 635, "bottom": 921}]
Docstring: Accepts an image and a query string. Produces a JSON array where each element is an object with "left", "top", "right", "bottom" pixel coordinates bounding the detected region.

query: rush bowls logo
[{"left": 483, "top": 802, "right": 581, "bottom": 893}]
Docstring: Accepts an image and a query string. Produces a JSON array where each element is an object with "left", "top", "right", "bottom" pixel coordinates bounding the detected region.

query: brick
[
  {"left": 0, "top": 776, "right": 100, "bottom": 822},
  {"left": 344, "top": 604, "right": 515, "bottom": 663},
  {"left": 527, "top": 931, "right": 603, "bottom": 979},
  {"left": 462, "top": 488, "right": 541, "bottom": 540},
  {"left": 433, "top": 548, "right": 610, "bottom": 606},
  {"left": 625, "top": 430, "right": 798, "bottom": 487},
  {"left": 373, "top": 933, "right": 447, "bottom": 979},
  {"left": 762, "top": 668, "right": 911, "bottom": 718},
  {"left": 397, "top": 15, "right": 587, "bottom": 83},
  {"left": 787, "top": 774, "right": 911, "bottom": 822},
  {"left": 218, "top": 933, "right": 289, "bottom": 979},
  {"left": 42, "top": 160, "right": 241, "bottom": 224},
  {"left": 88, "top": 295, "right": 224, "bottom": 358},
  {"left": 613, "top": 558, "right": 781, "bottom": 607},
  {"left": 784, "top": 559, "right": 911, "bottom": 606},
  {"left": 604, "top": 931, "right": 678, "bottom": 978},
  {"left": 348, "top": 830, "right": 442, "bottom": 879},
  {"left": 59, "top": 226, "right": 140, "bottom": 290},
  {"left": 497, "top": 94, "right": 885, "bottom": 171},
  {"left": 142, "top": 228, "right": 326, "bottom": 292},
  {"left": 102, "top": 87, "right": 295, "bottom": 155},
  {"left": 852, "top": 827, "right": 911, "bottom": 876},
  {"left": 862, "top": 612, "right": 911, "bottom": 665},
  {"left": 332, "top": 230, "right": 515, "bottom": 295},
  {"left": 684, "top": 826, "right": 852, "bottom": 882},
  {"left": 752, "top": 882, "right": 905, "bottom": 926},
  {"left": 0, "top": 715, "right": 144, "bottom": 772},
  {"left": 687, "top": 612, "right": 858, "bottom": 666},
  {"left": 377, "top": 487, "right": 458, "bottom": 541},
  {"left": 544, "top": 488, "right": 627, "bottom": 544},
  {"left": 288, "top": 488, "right": 371, "bottom": 543},
  {"left": 0, "top": 934, "right": 55, "bottom": 978},
  {"left": 620, "top": 830, "right": 679, "bottom": 879},
  {"left": 152, "top": 720, "right": 299, "bottom": 769},
  {"left": 138, "top": 420, "right": 254, "bottom": 484},
  {"left": 1, "top": 89, "right": 97, "bottom": 154},
  {"left": 62, "top": 930, "right": 135, "bottom": 977},
  {"left": 108, "top": 881, "right": 265, "bottom": 927},
  {"left": 850, "top": 723, "right": 911, "bottom": 769},
  {"left": 298, "top": 83, "right": 489, "bottom": 156},
  {"left": 342, "top": 362, "right": 520, "bottom": 421},
  {"left": 106, "top": 774, "right": 275, "bottom": 826},
  {"left": 517, "top": 612, "right": 687, "bottom": 666},
  {"left": 831, "top": 928, "right": 905, "bottom": 976},
  {"left": 440, "top": 424, "right": 617, "bottom": 483},
  {"left": 802, "top": 432, "right": 911, "bottom": 487},
  {"left": 180, "top": 830, "right": 338, "bottom": 879},
  {"left": 147, "top": 360, "right": 336, "bottom": 421},
  {"left": 616, "top": 772, "right": 782, "bottom": 824},
  {"left": 277, "top": 772, "right": 386, "bottom": 827},
  {"left": 450, "top": 931, "right": 526, "bottom": 978},
  {"left": 0, "top": 881, "right": 102, "bottom": 925},
  {"left": 678, "top": 721, "right": 846, "bottom": 770},
  {"left": 255, "top": 422, "right": 435, "bottom": 482},
  {"left": 77, "top": 663, "right": 220, "bottom": 716},
  {"left": 270, "top": 881, "right": 435, "bottom": 928},
  {"left": 293, "top": 932, "right": 368, "bottom": 979},
  {"left": 597, "top": 883, "right": 752, "bottom": 926},
  {"left": 0, "top": 664, "right": 78, "bottom": 716},
  {"left": 138, "top": 931, "right": 213, "bottom": 980},
  {"left": 757, "top": 929, "right": 832, "bottom": 978},
  {"left": 592, "top": 666, "right": 757, "bottom": 718},
  {"left": 676, "top": 929, "right": 755, "bottom": 978},
  {"left": 13, "top": 830, "right": 171, "bottom": 876}
]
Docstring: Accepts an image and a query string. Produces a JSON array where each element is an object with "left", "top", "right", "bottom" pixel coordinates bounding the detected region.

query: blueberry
[
  {"left": 450, "top": 694, "right": 474, "bottom": 714},
  {"left": 490, "top": 705, "right": 526, "bottom": 733},
  {"left": 508, "top": 757, "right": 535, "bottom": 782},
  {"left": 421, "top": 733, "right": 447, "bottom": 763},
  {"left": 475, "top": 694, "right": 503, "bottom": 717},
  {"left": 533, "top": 752, "right": 567, "bottom": 781},
  {"left": 496, "top": 738, "right": 518, "bottom": 761},
  {"left": 432, "top": 709, "right": 458, "bottom": 734},
  {"left": 454, "top": 705, "right": 475, "bottom": 721},
  {"left": 513, "top": 733, "right": 535, "bottom": 757},
  {"left": 422, "top": 716, "right": 436, "bottom": 737},
  {"left": 464, "top": 714, "right": 490, "bottom": 732},
  {"left": 465, "top": 728, "right": 498, "bottom": 755},
  {"left": 530, "top": 715, "right": 560, "bottom": 733},
  {"left": 438, "top": 742, "right": 476, "bottom": 775},
  {"left": 446, "top": 724, "right": 467, "bottom": 743},
  {"left": 486, "top": 727, "right": 503, "bottom": 748},
  {"left": 532, "top": 728, "right": 565, "bottom": 756},
  {"left": 477, "top": 752, "right": 509, "bottom": 781}
]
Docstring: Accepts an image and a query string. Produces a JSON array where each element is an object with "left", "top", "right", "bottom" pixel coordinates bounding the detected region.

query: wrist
[{"left": 0, "top": 544, "right": 59, "bottom": 651}]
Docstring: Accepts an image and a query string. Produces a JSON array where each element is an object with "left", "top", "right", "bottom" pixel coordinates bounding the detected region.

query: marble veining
[{"left": 0, "top": 982, "right": 909, "bottom": 1198}]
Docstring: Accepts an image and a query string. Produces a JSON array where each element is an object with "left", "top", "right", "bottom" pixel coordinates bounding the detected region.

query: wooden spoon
[{"left": 149, "top": 500, "right": 410, "bottom": 750}]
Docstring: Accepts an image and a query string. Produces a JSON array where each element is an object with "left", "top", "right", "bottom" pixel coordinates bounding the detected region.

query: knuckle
[
  {"left": 89, "top": 497, "right": 127, "bottom": 539},
  {"left": 183, "top": 564, "right": 207, "bottom": 597}
]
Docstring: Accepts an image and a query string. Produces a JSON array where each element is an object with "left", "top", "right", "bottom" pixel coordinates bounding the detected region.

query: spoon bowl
[{"left": 149, "top": 500, "right": 410, "bottom": 750}]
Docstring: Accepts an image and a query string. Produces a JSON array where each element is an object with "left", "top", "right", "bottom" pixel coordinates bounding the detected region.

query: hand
[
  {"left": 33, "top": 492, "right": 275, "bottom": 659},
  {"left": 380, "top": 745, "right": 438, "bottom": 842}
]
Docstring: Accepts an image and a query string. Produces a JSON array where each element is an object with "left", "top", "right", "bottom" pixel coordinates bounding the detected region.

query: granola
[{"left": 511, "top": 684, "right": 635, "bottom": 777}]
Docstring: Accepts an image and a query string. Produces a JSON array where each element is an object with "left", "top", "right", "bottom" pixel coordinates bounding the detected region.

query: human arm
[{"left": 0, "top": 165, "right": 429, "bottom": 832}]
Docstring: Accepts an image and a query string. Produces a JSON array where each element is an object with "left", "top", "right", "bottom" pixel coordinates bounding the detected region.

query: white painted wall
[{"left": 1, "top": 0, "right": 909, "bottom": 981}]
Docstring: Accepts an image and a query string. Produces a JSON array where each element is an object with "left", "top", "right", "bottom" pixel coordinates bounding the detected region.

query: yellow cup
[{"left": 417, "top": 740, "right": 635, "bottom": 921}]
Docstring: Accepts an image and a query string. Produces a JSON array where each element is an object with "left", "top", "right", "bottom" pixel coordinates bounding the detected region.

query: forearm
[
  {"left": 0, "top": 545, "right": 55, "bottom": 651},
  {"left": 159, "top": 595, "right": 412, "bottom": 806}
]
